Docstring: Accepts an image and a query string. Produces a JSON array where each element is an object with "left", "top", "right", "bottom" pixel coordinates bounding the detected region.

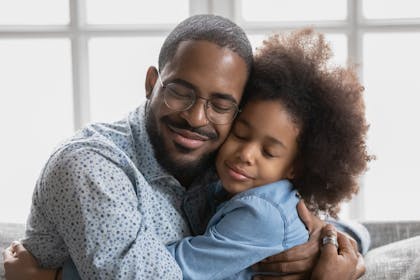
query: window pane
[
  {"left": 87, "top": 0, "right": 189, "bottom": 24},
  {"left": 363, "top": 33, "right": 420, "bottom": 220},
  {"left": 0, "top": 39, "right": 73, "bottom": 223},
  {"left": 241, "top": 0, "right": 346, "bottom": 21},
  {"left": 89, "top": 37, "right": 165, "bottom": 123},
  {"left": 248, "top": 33, "right": 347, "bottom": 66},
  {"left": 0, "top": 0, "right": 69, "bottom": 25},
  {"left": 363, "top": 0, "right": 420, "bottom": 19}
]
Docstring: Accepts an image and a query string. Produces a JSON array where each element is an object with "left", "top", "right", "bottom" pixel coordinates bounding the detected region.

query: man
[{"left": 2, "top": 15, "right": 363, "bottom": 279}]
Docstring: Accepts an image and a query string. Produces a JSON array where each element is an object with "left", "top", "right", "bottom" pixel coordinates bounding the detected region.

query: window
[{"left": 1, "top": 0, "right": 419, "bottom": 223}]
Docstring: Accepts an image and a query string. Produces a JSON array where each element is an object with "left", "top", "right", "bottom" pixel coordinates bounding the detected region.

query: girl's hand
[{"left": 2, "top": 241, "right": 58, "bottom": 280}]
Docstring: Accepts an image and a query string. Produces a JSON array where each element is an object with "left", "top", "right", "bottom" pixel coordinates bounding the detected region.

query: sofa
[{"left": 1, "top": 221, "right": 420, "bottom": 279}]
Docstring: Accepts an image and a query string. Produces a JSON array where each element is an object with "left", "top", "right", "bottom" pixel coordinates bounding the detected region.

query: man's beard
[{"left": 145, "top": 106, "right": 216, "bottom": 184}]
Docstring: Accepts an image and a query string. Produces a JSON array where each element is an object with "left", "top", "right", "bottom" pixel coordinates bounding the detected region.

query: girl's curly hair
[{"left": 242, "top": 28, "right": 373, "bottom": 217}]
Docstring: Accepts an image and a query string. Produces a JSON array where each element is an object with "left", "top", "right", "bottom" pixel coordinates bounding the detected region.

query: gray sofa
[{"left": 1, "top": 221, "right": 420, "bottom": 279}]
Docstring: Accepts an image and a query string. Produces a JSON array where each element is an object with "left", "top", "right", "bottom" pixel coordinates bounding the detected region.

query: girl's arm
[{"left": 167, "top": 195, "right": 307, "bottom": 280}]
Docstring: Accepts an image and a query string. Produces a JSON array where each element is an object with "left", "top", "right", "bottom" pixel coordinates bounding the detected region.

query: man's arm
[
  {"left": 252, "top": 201, "right": 365, "bottom": 280},
  {"left": 22, "top": 146, "right": 181, "bottom": 279}
]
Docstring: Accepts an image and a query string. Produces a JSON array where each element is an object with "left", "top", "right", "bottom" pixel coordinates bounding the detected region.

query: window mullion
[
  {"left": 346, "top": 0, "right": 366, "bottom": 220},
  {"left": 70, "top": 0, "right": 90, "bottom": 130},
  {"left": 210, "top": 0, "right": 234, "bottom": 20},
  {"left": 190, "top": 0, "right": 210, "bottom": 15}
]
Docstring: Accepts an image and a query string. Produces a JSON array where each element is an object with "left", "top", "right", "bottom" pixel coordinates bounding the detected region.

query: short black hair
[
  {"left": 159, "top": 14, "right": 253, "bottom": 75},
  {"left": 244, "top": 29, "right": 373, "bottom": 217}
]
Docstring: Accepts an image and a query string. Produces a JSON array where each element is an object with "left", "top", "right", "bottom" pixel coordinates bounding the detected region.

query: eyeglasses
[{"left": 157, "top": 70, "right": 240, "bottom": 125}]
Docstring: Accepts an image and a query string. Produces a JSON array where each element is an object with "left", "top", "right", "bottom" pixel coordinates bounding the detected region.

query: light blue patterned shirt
[
  {"left": 167, "top": 180, "right": 309, "bottom": 280},
  {"left": 22, "top": 105, "right": 216, "bottom": 279}
]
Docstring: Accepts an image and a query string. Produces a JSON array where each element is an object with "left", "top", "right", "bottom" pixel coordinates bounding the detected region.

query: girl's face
[{"left": 216, "top": 100, "right": 300, "bottom": 195}]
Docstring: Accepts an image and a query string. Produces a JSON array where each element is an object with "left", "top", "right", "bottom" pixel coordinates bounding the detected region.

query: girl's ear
[
  {"left": 285, "top": 166, "right": 295, "bottom": 180},
  {"left": 145, "top": 66, "right": 159, "bottom": 100}
]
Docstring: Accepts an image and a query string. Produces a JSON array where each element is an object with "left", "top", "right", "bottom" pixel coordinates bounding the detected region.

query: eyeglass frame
[{"left": 156, "top": 70, "right": 241, "bottom": 125}]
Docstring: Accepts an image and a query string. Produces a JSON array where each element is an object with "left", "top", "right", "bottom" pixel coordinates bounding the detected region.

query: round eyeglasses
[{"left": 157, "top": 71, "right": 240, "bottom": 125}]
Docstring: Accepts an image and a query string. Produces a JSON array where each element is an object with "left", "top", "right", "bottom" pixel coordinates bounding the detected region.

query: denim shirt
[
  {"left": 167, "top": 180, "right": 309, "bottom": 280},
  {"left": 22, "top": 105, "right": 218, "bottom": 280}
]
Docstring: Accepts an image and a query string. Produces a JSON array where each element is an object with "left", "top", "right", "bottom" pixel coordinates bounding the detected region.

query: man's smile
[{"left": 167, "top": 123, "right": 209, "bottom": 149}]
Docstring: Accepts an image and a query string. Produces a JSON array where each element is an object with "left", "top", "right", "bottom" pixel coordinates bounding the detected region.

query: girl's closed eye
[
  {"left": 262, "top": 148, "right": 281, "bottom": 159},
  {"left": 262, "top": 149, "right": 275, "bottom": 158}
]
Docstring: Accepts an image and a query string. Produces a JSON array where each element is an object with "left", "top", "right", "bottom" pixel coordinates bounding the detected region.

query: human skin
[
  {"left": 311, "top": 224, "right": 363, "bottom": 280},
  {"left": 145, "top": 40, "right": 248, "bottom": 187},
  {"left": 216, "top": 100, "right": 299, "bottom": 195}
]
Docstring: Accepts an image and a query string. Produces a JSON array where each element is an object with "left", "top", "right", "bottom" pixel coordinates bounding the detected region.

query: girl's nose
[{"left": 237, "top": 143, "right": 257, "bottom": 165}]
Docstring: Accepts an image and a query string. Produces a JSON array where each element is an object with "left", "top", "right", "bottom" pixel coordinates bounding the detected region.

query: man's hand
[
  {"left": 311, "top": 224, "right": 365, "bottom": 280},
  {"left": 2, "top": 241, "right": 56, "bottom": 280},
  {"left": 252, "top": 200, "right": 324, "bottom": 279}
]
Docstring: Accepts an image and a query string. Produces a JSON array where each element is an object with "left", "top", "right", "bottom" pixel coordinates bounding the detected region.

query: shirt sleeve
[
  {"left": 22, "top": 146, "right": 182, "bottom": 280},
  {"left": 166, "top": 195, "right": 286, "bottom": 280}
]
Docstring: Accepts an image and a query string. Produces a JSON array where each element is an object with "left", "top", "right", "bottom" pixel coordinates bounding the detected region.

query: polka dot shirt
[{"left": 22, "top": 105, "right": 216, "bottom": 279}]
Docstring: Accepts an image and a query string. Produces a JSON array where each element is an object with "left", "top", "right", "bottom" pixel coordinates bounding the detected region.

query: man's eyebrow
[
  {"left": 167, "top": 78, "right": 239, "bottom": 104},
  {"left": 169, "top": 78, "right": 196, "bottom": 89}
]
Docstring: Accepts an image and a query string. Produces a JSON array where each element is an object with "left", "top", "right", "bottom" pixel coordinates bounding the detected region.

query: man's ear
[{"left": 145, "top": 66, "right": 159, "bottom": 100}]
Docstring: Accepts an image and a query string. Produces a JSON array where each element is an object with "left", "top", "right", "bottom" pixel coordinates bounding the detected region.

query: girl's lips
[{"left": 225, "top": 162, "right": 254, "bottom": 181}]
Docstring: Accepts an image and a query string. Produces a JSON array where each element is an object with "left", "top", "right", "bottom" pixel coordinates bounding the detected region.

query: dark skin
[{"left": 311, "top": 224, "right": 365, "bottom": 280}]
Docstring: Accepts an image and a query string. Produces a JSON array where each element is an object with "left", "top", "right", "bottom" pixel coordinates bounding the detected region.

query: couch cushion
[{"left": 362, "top": 236, "right": 420, "bottom": 280}]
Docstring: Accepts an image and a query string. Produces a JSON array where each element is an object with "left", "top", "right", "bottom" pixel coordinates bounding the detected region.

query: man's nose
[{"left": 180, "top": 99, "right": 208, "bottom": 127}]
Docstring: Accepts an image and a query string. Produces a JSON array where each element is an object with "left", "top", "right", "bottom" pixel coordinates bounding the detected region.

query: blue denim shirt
[{"left": 167, "top": 180, "right": 309, "bottom": 280}]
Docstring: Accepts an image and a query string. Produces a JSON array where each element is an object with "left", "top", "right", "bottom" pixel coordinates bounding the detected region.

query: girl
[{"left": 166, "top": 28, "right": 372, "bottom": 279}]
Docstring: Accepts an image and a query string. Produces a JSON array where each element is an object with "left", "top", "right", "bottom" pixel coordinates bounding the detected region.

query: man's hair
[
  {"left": 243, "top": 28, "right": 374, "bottom": 217},
  {"left": 159, "top": 14, "right": 253, "bottom": 75}
]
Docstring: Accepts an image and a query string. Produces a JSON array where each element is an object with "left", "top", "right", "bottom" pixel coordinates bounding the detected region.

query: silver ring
[{"left": 322, "top": 236, "right": 339, "bottom": 249}]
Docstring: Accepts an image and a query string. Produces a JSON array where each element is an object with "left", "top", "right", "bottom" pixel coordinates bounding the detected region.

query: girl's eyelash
[
  {"left": 262, "top": 149, "right": 272, "bottom": 157},
  {"left": 263, "top": 149, "right": 276, "bottom": 158}
]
